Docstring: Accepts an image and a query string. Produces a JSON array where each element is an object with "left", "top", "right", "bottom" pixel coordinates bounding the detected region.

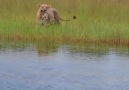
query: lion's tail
[{"left": 60, "top": 16, "right": 76, "bottom": 21}]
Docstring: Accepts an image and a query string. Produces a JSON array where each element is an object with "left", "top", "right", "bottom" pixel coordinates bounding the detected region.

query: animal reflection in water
[{"left": 34, "top": 42, "right": 59, "bottom": 56}]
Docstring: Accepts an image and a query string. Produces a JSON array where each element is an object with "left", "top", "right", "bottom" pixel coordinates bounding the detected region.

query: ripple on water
[{"left": 0, "top": 43, "right": 129, "bottom": 90}]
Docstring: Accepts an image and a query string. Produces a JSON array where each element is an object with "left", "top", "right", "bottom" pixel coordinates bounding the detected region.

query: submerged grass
[{"left": 0, "top": 0, "right": 129, "bottom": 45}]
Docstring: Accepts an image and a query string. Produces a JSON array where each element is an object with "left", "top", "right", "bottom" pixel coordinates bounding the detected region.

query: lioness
[
  {"left": 36, "top": 4, "right": 51, "bottom": 26},
  {"left": 36, "top": 4, "right": 76, "bottom": 26},
  {"left": 41, "top": 11, "right": 55, "bottom": 26}
]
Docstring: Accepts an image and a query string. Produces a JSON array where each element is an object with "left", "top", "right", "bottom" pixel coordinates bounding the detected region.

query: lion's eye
[
  {"left": 41, "top": 10, "right": 43, "bottom": 12},
  {"left": 46, "top": 6, "right": 49, "bottom": 9}
]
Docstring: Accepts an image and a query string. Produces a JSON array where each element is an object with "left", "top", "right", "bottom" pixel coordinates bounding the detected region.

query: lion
[
  {"left": 36, "top": 4, "right": 51, "bottom": 26},
  {"left": 41, "top": 12, "right": 49, "bottom": 26},
  {"left": 41, "top": 11, "right": 55, "bottom": 26},
  {"left": 36, "top": 4, "right": 76, "bottom": 26}
]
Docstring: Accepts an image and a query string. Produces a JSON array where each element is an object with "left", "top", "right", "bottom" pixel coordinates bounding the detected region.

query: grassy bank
[{"left": 0, "top": 0, "right": 129, "bottom": 45}]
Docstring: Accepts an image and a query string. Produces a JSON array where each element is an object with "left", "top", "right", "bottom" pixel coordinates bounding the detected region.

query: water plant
[{"left": 0, "top": 0, "right": 129, "bottom": 45}]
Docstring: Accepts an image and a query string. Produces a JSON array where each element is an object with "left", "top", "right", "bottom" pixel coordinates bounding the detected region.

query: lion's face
[{"left": 39, "top": 4, "right": 51, "bottom": 13}]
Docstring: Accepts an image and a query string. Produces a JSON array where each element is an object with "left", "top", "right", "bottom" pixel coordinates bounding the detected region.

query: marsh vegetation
[{"left": 0, "top": 0, "right": 129, "bottom": 45}]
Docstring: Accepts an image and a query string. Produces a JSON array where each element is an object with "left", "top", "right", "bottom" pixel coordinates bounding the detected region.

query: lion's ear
[
  {"left": 38, "top": 4, "right": 41, "bottom": 7},
  {"left": 48, "top": 5, "right": 51, "bottom": 8}
]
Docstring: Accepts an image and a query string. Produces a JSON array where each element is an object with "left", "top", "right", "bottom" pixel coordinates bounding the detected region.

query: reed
[{"left": 0, "top": 0, "right": 129, "bottom": 45}]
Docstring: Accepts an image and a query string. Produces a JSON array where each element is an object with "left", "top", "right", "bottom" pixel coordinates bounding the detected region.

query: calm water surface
[{"left": 0, "top": 42, "right": 129, "bottom": 90}]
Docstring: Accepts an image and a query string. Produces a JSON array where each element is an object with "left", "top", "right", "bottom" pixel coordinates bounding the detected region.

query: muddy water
[{"left": 0, "top": 42, "right": 129, "bottom": 90}]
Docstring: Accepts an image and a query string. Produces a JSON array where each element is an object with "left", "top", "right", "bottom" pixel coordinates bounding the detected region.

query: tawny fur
[
  {"left": 41, "top": 12, "right": 55, "bottom": 26},
  {"left": 36, "top": 3, "right": 76, "bottom": 26},
  {"left": 36, "top": 4, "right": 51, "bottom": 26}
]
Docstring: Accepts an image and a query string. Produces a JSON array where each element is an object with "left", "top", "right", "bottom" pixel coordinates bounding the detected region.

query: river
[{"left": 0, "top": 42, "right": 129, "bottom": 90}]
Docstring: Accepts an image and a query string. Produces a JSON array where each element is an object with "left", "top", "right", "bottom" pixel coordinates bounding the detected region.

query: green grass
[{"left": 0, "top": 0, "right": 129, "bottom": 45}]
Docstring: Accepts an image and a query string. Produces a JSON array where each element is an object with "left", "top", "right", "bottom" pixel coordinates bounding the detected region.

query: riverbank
[{"left": 0, "top": 20, "right": 129, "bottom": 46}]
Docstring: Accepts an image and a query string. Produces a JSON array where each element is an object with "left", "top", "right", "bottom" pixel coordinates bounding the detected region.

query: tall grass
[{"left": 0, "top": 0, "right": 129, "bottom": 45}]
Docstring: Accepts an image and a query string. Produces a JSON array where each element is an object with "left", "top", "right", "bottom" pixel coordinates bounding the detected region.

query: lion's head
[{"left": 39, "top": 4, "right": 51, "bottom": 13}]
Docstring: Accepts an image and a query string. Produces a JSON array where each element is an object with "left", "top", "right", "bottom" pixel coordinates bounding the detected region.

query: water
[{"left": 0, "top": 42, "right": 129, "bottom": 90}]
